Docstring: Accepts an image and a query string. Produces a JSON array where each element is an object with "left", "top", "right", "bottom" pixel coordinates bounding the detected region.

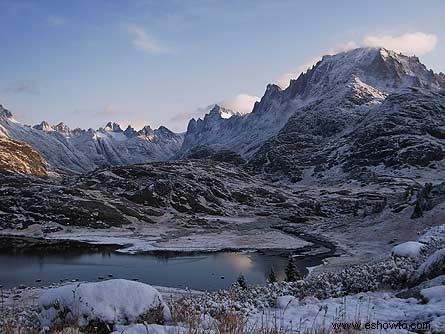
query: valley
[{"left": 1, "top": 47, "right": 445, "bottom": 333}]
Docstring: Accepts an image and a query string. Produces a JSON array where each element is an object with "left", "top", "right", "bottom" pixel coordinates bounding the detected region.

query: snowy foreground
[{"left": 2, "top": 225, "right": 445, "bottom": 333}]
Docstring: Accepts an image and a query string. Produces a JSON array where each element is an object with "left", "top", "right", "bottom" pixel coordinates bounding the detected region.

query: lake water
[{"left": 0, "top": 250, "right": 324, "bottom": 290}]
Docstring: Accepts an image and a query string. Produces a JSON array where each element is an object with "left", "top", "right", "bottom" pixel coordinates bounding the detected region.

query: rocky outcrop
[
  {"left": 249, "top": 89, "right": 445, "bottom": 182},
  {"left": 0, "top": 136, "right": 49, "bottom": 176}
]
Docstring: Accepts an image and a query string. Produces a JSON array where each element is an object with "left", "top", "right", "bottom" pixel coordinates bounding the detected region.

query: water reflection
[
  {"left": 224, "top": 253, "right": 254, "bottom": 272},
  {"left": 0, "top": 251, "right": 321, "bottom": 290}
]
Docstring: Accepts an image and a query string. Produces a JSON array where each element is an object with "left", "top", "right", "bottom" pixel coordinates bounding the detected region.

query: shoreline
[{"left": 0, "top": 229, "right": 337, "bottom": 290}]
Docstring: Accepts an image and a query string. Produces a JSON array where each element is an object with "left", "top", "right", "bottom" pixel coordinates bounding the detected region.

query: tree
[
  {"left": 285, "top": 257, "right": 300, "bottom": 282},
  {"left": 268, "top": 267, "right": 277, "bottom": 283},
  {"left": 237, "top": 274, "right": 247, "bottom": 289}
]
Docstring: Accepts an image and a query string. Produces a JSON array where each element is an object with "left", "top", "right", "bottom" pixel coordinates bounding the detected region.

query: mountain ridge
[
  {"left": 0, "top": 107, "right": 184, "bottom": 174},
  {"left": 179, "top": 47, "right": 445, "bottom": 159},
  {"left": 1, "top": 47, "right": 444, "bottom": 180},
  {"left": 180, "top": 47, "right": 445, "bottom": 180}
]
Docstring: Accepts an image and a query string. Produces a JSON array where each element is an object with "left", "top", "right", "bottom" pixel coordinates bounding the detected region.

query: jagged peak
[
  {"left": 138, "top": 125, "right": 154, "bottom": 137},
  {"left": 155, "top": 125, "right": 175, "bottom": 136},
  {"left": 266, "top": 83, "right": 282, "bottom": 93},
  {"left": 104, "top": 121, "right": 123, "bottom": 132},
  {"left": 284, "top": 46, "right": 445, "bottom": 100},
  {"left": 208, "top": 104, "right": 222, "bottom": 115},
  {"left": 123, "top": 125, "right": 137, "bottom": 138},
  {"left": 53, "top": 122, "right": 71, "bottom": 133},
  {"left": 206, "top": 104, "right": 238, "bottom": 120},
  {"left": 0, "top": 105, "right": 13, "bottom": 119},
  {"left": 33, "top": 121, "right": 53, "bottom": 132}
]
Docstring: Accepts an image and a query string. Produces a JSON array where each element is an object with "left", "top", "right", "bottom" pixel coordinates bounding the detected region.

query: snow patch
[
  {"left": 38, "top": 279, "right": 170, "bottom": 328},
  {"left": 392, "top": 241, "right": 425, "bottom": 258}
]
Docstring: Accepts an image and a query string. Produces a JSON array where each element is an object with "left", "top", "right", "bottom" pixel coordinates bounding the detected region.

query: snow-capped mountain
[
  {"left": 1, "top": 47, "right": 444, "bottom": 180},
  {"left": 0, "top": 106, "right": 184, "bottom": 174},
  {"left": 180, "top": 47, "right": 445, "bottom": 161},
  {"left": 247, "top": 48, "right": 445, "bottom": 182}
]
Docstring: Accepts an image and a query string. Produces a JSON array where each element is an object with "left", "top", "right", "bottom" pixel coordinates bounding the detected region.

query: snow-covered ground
[
  {"left": 3, "top": 220, "right": 312, "bottom": 254},
  {"left": 2, "top": 224, "right": 444, "bottom": 333}
]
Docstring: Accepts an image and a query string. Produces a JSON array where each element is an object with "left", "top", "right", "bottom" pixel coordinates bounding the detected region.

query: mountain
[
  {"left": 0, "top": 105, "right": 95, "bottom": 173},
  {"left": 0, "top": 136, "right": 49, "bottom": 176},
  {"left": 180, "top": 47, "right": 445, "bottom": 182},
  {"left": 2, "top": 47, "right": 444, "bottom": 182},
  {"left": 0, "top": 105, "right": 184, "bottom": 174},
  {"left": 2, "top": 47, "right": 445, "bottom": 263}
]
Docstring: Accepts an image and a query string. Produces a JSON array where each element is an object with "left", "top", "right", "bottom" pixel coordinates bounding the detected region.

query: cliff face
[{"left": 0, "top": 136, "right": 49, "bottom": 176}]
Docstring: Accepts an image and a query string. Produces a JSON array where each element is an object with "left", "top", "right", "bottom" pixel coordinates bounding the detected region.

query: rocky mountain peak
[
  {"left": 53, "top": 122, "right": 71, "bottom": 134},
  {"left": 33, "top": 121, "right": 53, "bottom": 132},
  {"left": 180, "top": 47, "right": 445, "bottom": 160},
  {"left": 0, "top": 105, "right": 13, "bottom": 119},
  {"left": 155, "top": 125, "right": 177, "bottom": 139},
  {"left": 207, "top": 104, "right": 223, "bottom": 118},
  {"left": 285, "top": 47, "right": 445, "bottom": 101},
  {"left": 138, "top": 125, "right": 154, "bottom": 137},
  {"left": 124, "top": 125, "right": 137, "bottom": 138},
  {"left": 206, "top": 104, "right": 238, "bottom": 119},
  {"left": 104, "top": 122, "right": 123, "bottom": 132}
]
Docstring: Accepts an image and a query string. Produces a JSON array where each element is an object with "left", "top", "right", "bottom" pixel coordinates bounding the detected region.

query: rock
[{"left": 410, "top": 249, "right": 445, "bottom": 284}]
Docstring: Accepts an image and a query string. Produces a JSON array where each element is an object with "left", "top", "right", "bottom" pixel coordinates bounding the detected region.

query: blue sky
[{"left": 0, "top": 0, "right": 444, "bottom": 132}]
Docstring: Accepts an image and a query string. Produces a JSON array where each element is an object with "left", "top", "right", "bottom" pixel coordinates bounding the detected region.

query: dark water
[{"left": 0, "top": 250, "right": 323, "bottom": 290}]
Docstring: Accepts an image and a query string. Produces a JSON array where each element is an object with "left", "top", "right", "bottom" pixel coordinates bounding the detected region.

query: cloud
[
  {"left": 47, "top": 16, "right": 66, "bottom": 27},
  {"left": 126, "top": 24, "right": 171, "bottom": 54},
  {"left": 363, "top": 32, "right": 437, "bottom": 56},
  {"left": 276, "top": 32, "right": 438, "bottom": 88},
  {"left": 4, "top": 80, "right": 40, "bottom": 95},
  {"left": 219, "top": 94, "right": 260, "bottom": 115}
]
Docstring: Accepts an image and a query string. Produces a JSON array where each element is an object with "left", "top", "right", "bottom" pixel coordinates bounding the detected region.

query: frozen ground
[
  {"left": 3, "top": 222, "right": 311, "bottom": 254},
  {"left": 2, "top": 224, "right": 444, "bottom": 333}
]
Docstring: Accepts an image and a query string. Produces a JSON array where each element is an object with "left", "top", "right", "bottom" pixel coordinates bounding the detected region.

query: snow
[
  {"left": 419, "top": 224, "right": 445, "bottom": 244},
  {"left": 421, "top": 285, "right": 445, "bottom": 304},
  {"left": 276, "top": 295, "right": 298, "bottom": 309},
  {"left": 0, "top": 111, "right": 183, "bottom": 173},
  {"left": 410, "top": 248, "right": 445, "bottom": 283},
  {"left": 112, "top": 324, "right": 184, "bottom": 334},
  {"left": 248, "top": 289, "right": 445, "bottom": 333},
  {"left": 181, "top": 47, "right": 445, "bottom": 159},
  {"left": 46, "top": 228, "right": 311, "bottom": 254},
  {"left": 391, "top": 241, "right": 425, "bottom": 258},
  {"left": 153, "top": 230, "right": 311, "bottom": 251},
  {"left": 38, "top": 279, "right": 170, "bottom": 328}
]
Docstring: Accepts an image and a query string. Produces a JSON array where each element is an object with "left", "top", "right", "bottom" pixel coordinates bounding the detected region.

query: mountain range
[
  {"left": 1, "top": 47, "right": 445, "bottom": 181},
  {"left": 0, "top": 107, "right": 183, "bottom": 174}
]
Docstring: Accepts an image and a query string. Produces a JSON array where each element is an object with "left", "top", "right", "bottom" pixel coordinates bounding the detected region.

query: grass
[{"left": 1, "top": 289, "right": 376, "bottom": 334}]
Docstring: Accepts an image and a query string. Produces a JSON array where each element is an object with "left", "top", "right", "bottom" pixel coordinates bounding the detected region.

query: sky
[{"left": 0, "top": 0, "right": 444, "bottom": 132}]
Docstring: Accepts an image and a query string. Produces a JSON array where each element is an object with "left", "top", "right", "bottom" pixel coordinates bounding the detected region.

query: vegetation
[
  {"left": 285, "top": 257, "right": 300, "bottom": 282},
  {"left": 268, "top": 267, "right": 277, "bottom": 283},
  {"left": 237, "top": 274, "right": 248, "bottom": 290}
]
